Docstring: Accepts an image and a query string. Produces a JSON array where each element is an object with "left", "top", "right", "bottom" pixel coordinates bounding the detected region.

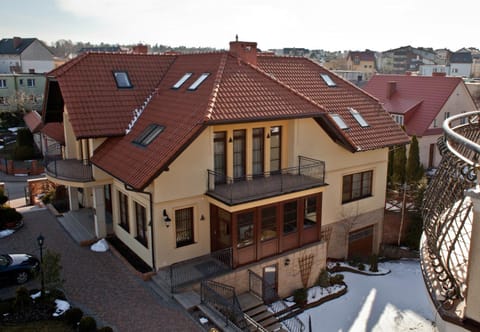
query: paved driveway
[{"left": 0, "top": 208, "right": 201, "bottom": 332}]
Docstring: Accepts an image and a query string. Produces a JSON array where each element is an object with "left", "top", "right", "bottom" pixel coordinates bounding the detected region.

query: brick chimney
[
  {"left": 387, "top": 81, "right": 397, "bottom": 99},
  {"left": 132, "top": 44, "right": 148, "bottom": 54},
  {"left": 229, "top": 36, "right": 257, "bottom": 66},
  {"left": 13, "top": 37, "right": 22, "bottom": 49}
]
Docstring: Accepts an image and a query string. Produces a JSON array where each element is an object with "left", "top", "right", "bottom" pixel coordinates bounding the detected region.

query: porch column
[
  {"left": 68, "top": 186, "right": 79, "bottom": 211},
  {"left": 465, "top": 187, "right": 480, "bottom": 323},
  {"left": 93, "top": 186, "right": 107, "bottom": 238}
]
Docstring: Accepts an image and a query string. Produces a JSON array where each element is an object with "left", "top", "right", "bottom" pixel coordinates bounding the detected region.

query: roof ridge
[
  {"left": 47, "top": 52, "right": 90, "bottom": 77},
  {"left": 204, "top": 52, "right": 228, "bottom": 121}
]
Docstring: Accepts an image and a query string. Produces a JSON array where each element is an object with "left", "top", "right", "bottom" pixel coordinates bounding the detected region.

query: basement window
[
  {"left": 172, "top": 72, "right": 193, "bottom": 89},
  {"left": 320, "top": 73, "right": 336, "bottom": 87},
  {"left": 330, "top": 114, "right": 349, "bottom": 130},
  {"left": 188, "top": 73, "right": 210, "bottom": 91},
  {"left": 349, "top": 108, "right": 369, "bottom": 127},
  {"left": 132, "top": 124, "right": 164, "bottom": 146},
  {"left": 113, "top": 71, "right": 133, "bottom": 88}
]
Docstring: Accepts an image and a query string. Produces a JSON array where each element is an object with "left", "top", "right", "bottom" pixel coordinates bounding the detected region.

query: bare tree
[{"left": 340, "top": 202, "right": 360, "bottom": 260}]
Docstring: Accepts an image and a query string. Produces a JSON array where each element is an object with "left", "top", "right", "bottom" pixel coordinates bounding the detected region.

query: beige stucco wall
[{"left": 212, "top": 241, "right": 327, "bottom": 298}]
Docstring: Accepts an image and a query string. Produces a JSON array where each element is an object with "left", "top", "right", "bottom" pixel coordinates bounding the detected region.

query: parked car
[{"left": 0, "top": 253, "right": 40, "bottom": 286}]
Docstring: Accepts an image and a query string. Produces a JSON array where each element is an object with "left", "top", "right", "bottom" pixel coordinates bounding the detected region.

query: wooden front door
[
  {"left": 348, "top": 226, "right": 374, "bottom": 259},
  {"left": 210, "top": 205, "right": 232, "bottom": 252}
]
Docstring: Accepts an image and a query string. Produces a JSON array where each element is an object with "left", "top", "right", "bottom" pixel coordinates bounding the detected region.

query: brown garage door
[{"left": 348, "top": 226, "right": 374, "bottom": 259}]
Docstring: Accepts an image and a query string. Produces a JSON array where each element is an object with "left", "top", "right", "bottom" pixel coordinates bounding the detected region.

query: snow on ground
[
  {"left": 299, "top": 260, "right": 437, "bottom": 332},
  {"left": 90, "top": 238, "right": 109, "bottom": 252},
  {"left": 0, "top": 229, "right": 14, "bottom": 238}
]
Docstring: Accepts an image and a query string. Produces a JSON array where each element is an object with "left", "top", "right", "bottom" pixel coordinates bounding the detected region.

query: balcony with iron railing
[
  {"left": 44, "top": 144, "right": 94, "bottom": 183},
  {"left": 421, "top": 111, "right": 480, "bottom": 330},
  {"left": 207, "top": 156, "right": 326, "bottom": 205}
]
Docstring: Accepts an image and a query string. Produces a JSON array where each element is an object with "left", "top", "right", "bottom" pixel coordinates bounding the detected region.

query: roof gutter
[{"left": 124, "top": 184, "right": 156, "bottom": 272}]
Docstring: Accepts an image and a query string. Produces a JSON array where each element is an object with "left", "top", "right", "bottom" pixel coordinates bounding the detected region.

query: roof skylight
[
  {"left": 330, "top": 114, "right": 349, "bottom": 130},
  {"left": 172, "top": 72, "right": 193, "bottom": 89},
  {"left": 188, "top": 73, "right": 210, "bottom": 91},
  {"left": 349, "top": 108, "right": 369, "bottom": 127},
  {"left": 133, "top": 124, "right": 164, "bottom": 146},
  {"left": 320, "top": 73, "right": 336, "bottom": 87},
  {"left": 113, "top": 71, "right": 133, "bottom": 88}
]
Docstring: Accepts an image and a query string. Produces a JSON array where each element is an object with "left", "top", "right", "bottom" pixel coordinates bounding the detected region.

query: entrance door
[
  {"left": 211, "top": 206, "right": 232, "bottom": 252},
  {"left": 263, "top": 265, "right": 278, "bottom": 304},
  {"left": 348, "top": 226, "right": 374, "bottom": 259}
]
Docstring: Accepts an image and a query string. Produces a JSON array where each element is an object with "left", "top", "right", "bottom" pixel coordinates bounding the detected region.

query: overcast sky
[{"left": 4, "top": 0, "right": 479, "bottom": 52}]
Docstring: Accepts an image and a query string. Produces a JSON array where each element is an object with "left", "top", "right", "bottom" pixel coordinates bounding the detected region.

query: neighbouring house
[
  {"left": 450, "top": 51, "right": 473, "bottom": 78},
  {"left": 346, "top": 50, "right": 376, "bottom": 80},
  {"left": 364, "top": 73, "right": 477, "bottom": 168},
  {"left": 40, "top": 39, "right": 408, "bottom": 298},
  {"left": 0, "top": 73, "right": 46, "bottom": 113},
  {"left": 23, "top": 110, "right": 64, "bottom": 156},
  {"left": 0, "top": 37, "right": 55, "bottom": 74},
  {"left": 378, "top": 46, "right": 435, "bottom": 74}
]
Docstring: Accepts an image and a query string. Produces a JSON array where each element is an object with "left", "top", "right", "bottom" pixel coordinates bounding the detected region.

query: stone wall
[{"left": 212, "top": 241, "right": 327, "bottom": 298}]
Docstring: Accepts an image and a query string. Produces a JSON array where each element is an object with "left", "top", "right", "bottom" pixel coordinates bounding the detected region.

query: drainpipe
[{"left": 124, "top": 184, "right": 156, "bottom": 272}]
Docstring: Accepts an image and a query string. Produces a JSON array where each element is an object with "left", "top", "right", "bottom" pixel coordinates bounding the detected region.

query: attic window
[
  {"left": 320, "top": 73, "right": 336, "bottom": 87},
  {"left": 330, "top": 114, "right": 349, "bottom": 130},
  {"left": 133, "top": 124, "right": 164, "bottom": 146},
  {"left": 349, "top": 108, "right": 369, "bottom": 127},
  {"left": 172, "top": 72, "right": 193, "bottom": 89},
  {"left": 188, "top": 73, "right": 210, "bottom": 91},
  {"left": 113, "top": 71, "right": 132, "bottom": 88}
]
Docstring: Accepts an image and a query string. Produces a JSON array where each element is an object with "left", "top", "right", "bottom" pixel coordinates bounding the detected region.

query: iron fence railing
[
  {"left": 207, "top": 156, "right": 325, "bottom": 205},
  {"left": 200, "top": 279, "right": 248, "bottom": 331},
  {"left": 169, "top": 247, "right": 232, "bottom": 293},
  {"left": 421, "top": 111, "right": 480, "bottom": 302},
  {"left": 248, "top": 269, "right": 305, "bottom": 332}
]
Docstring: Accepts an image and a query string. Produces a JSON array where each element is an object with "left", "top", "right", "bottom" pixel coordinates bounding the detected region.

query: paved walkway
[{"left": 0, "top": 209, "right": 201, "bottom": 332}]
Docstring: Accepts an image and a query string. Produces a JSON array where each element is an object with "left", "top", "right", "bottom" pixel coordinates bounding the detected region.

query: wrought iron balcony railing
[
  {"left": 207, "top": 156, "right": 326, "bottom": 205},
  {"left": 44, "top": 144, "right": 94, "bottom": 183},
  {"left": 421, "top": 111, "right": 480, "bottom": 323}
]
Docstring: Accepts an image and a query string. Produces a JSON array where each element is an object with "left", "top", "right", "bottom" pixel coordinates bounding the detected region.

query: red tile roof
[
  {"left": 363, "top": 75, "right": 463, "bottom": 136},
  {"left": 41, "top": 122, "right": 65, "bottom": 144},
  {"left": 257, "top": 56, "right": 409, "bottom": 152},
  {"left": 46, "top": 50, "right": 409, "bottom": 190},
  {"left": 24, "top": 111, "right": 42, "bottom": 133}
]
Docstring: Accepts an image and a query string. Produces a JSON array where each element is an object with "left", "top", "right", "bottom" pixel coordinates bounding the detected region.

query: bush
[
  {"left": 293, "top": 288, "right": 308, "bottom": 306},
  {"left": 357, "top": 263, "right": 366, "bottom": 271},
  {"left": 0, "top": 207, "right": 23, "bottom": 228},
  {"left": 0, "top": 300, "right": 12, "bottom": 315},
  {"left": 64, "top": 307, "right": 83, "bottom": 325},
  {"left": 14, "top": 287, "right": 33, "bottom": 313},
  {"left": 78, "top": 315, "right": 97, "bottom": 332},
  {"left": 0, "top": 190, "right": 7, "bottom": 205},
  {"left": 329, "top": 273, "right": 344, "bottom": 285},
  {"left": 369, "top": 255, "right": 379, "bottom": 272},
  {"left": 348, "top": 256, "right": 360, "bottom": 267},
  {"left": 13, "top": 145, "right": 35, "bottom": 160},
  {"left": 317, "top": 269, "right": 331, "bottom": 288},
  {"left": 98, "top": 327, "right": 114, "bottom": 332}
]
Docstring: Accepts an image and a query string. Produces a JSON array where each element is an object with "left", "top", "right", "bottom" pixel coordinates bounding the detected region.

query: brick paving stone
[{"left": 0, "top": 209, "right": 201, "bottom": 332}]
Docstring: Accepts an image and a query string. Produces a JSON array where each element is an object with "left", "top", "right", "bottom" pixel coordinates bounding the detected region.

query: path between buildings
[{"left": 0, "top": 208, "right": 201, "bottom": 332}]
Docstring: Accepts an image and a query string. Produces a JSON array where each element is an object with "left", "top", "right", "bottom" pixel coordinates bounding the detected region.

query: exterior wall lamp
[{"left": 163, "top": 209, "right": 171, "bottom": 227}]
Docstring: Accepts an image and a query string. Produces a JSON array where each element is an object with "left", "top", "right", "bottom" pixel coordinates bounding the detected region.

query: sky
[{"left": 3, "top": 0, "right": 479, "bottom": 52}]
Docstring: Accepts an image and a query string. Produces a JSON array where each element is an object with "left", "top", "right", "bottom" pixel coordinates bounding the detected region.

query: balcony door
[
  {"left": 270, "top": 126, "right": 281, "bottom": 173},
  {"left": 214, "top": 131, "right": 227, "bottom": 183},
  {"left": 233, "top": 130, "right": 246, "bottom": 180},
  {"left": 252, "top": 128, "right": 264, "bottom": 177}
]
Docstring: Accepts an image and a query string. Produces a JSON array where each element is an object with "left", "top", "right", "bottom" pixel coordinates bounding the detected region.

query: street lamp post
[{"left": 36, "top": 234, "right": 45, "bottom": 297}]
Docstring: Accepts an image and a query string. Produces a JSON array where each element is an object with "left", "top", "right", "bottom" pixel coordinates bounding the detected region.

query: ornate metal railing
[
  {"left": 248, "top": 270, "right": 305, "bottom": 332},
  {"left": 207, "top": 156, "right": 325, "bottom": 205},
  {"left": 421, "top": 111, "right": 480, "bottom": 304},
  {"left": 200, "top": 280, "right": 248, "bottom": 331}
]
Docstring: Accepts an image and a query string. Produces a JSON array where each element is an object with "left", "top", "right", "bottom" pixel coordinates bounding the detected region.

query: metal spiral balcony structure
[{"left": 421, "top": 111, "right": 480, "bottom": 324}]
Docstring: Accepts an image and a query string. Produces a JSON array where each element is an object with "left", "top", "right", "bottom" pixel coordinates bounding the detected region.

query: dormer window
[
  {"left": 330, "top": 114, "right": 349, "bottom": 130},
  {"left": 320, "top": 73, "right": 336, "bottom": 87},
  {"left": 172, "top": 73, "right": 193, "bottom": 89},
  {"left": 133, "top": 124, "right": 164, "bottom": 146},
  {"left": 113, "top": 71, "right": 133, "bottom": 88},
  {"left": 188, "top": 73, "right": 210, "bottom": 91},
  {"left": 349, "top": 108, "right": 369, "bottom": 127}
]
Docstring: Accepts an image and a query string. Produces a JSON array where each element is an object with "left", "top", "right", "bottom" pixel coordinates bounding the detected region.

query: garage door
[{"left": 348, "top": 226, "right": 374, "bottom": 259}]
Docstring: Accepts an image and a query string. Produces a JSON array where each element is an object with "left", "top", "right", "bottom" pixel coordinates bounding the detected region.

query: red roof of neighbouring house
[
  {"left": 24, "top": 111, "right": 43, "bottom": 133},
  {"left": 41, "top": 122, "right": 65, "bottom": 144},
  {"left": 44, "top": 44, "right": 409, "bottom": 190},
  {"left": 347, "top": 51, "right": 375, "bottom": 62},
  {"left": 363, "top": 75, "right": 464, "bottom": 136}
]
